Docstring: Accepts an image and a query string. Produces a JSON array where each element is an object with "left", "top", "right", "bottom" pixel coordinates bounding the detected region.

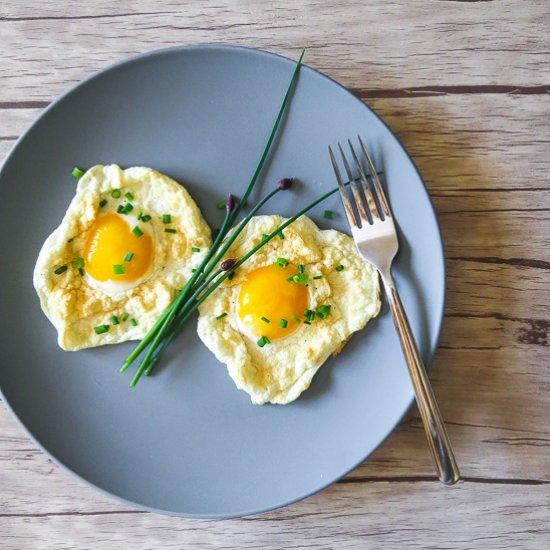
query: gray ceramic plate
[{"left": 0, "top": 45, "right": 444, "bottom": 518}]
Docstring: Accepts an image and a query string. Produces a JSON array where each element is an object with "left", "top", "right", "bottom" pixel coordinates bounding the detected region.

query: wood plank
[
  {"left": 0, "top": 477, "right": 548, "bottom": 549},
  {"left": 1, "top": 1, "right": 549, "bottom": 101}
]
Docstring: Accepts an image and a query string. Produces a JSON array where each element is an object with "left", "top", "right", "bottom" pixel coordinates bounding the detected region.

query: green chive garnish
[
  {"left": 280, "top": 318, "right": 288, "bottom": 328},
  {"left": 276, "top": 257, "right": 289, "bottom": 268},
  {"left": 261, "top": 316, "right": 270, "bottom": 324},
  {"left": 192, "top": 247, "right": 200, "bottom": 253},
  {"left": 99, "top": 199, "right": 108, "bottom": 208},
  {"left": 304, "top": 320, "right": 312, "bottom": 325},
  {"left": 72, "top": 257, "right": 85, "bottom": 270},
  {"left": 72, "top": 167, "right": 84, "bottom": 179},
  {"left": 324, "top": 210, "right": 333, "bottom": 219},
  {"left": 191, "top": 268, "right": 197, "bottom": 273},
  {"left": 141, "top": 214, "right": 152, "bottom": 222},
  {"left": 216, "top": 312, "right": 228, "bottom": 320},
  {"left": 304, "top": 309, "right": 315, "bottom": 321},
  {"left": 130, "top": 318, "right": 138, "bottom": 326},
  {"left": 263, "top": 335, "right": 271, "bottom": 344},
  {"left": 94, "top": 324, "right": 109, "bottom": 335},
  {"left": 111, "top": 315, "right": 119, "bottom": 326},
  {"left": 287, "top": 276, "right": 294, "bottom": 282},
  {"left": 118, "top": 203, "right": 133, "bottom": 214},
  {"left": 164, "top": 228, "right": 177, "bottom": 234},
  {"left": 123, "top": 252, "right": 134, "bottom": 262},
  {"left": 298, "top": 264, "right": 304, "bottom": 273},
  {"left": 292, "top": 273, "right": 309, "bottom": 286},
  {"left": 216, "top": 200, "right": 226, "bottom": 209},
  {"left": 162, "top": 214, "right": 171, "bottom": 224},
  {"left": 122, "top": 313, "right": 129, "bottom": 322},
  {"left": 257, "top": 336, "right": 267, "bottom": 348},
  {"left": 278, "top": 231, "right": 285, "bottom": 240},
  {"left": 125, "top": 192, "right": 134, "bottom": 201},
  {"left": 78, "top": 268, "right": 85, "bottom": 277},
  {"left": 137, "top": 212, "right": 143, "bottom": 220},
  {"left": 313, "top": 275, "right": 323, "bottom": 280},
  {"left": 132, "top": 226, "right": 143, "bottom": 238},
  {"left": 54, "top": 265, "right": 67, "bottom": 275},
  {"left": 336, "top": 264, "right": 345, "bottom": 272},
  {"left": 291, "top": 315, "right": 301, "bottom": 323},
  {"left": 316, "top": 305, "right": 331, "bottom": 319},
  {"left": 117, "top": 205, "right": 124, "bottom": 213},
  {"left": 113, "top": 264, "right": 125, "bottom": 275},
  {"left": 111, "top": 189, "right": 121, "bottom": 199}
]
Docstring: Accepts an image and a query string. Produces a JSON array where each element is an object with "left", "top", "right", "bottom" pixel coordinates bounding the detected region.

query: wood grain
[{"left": 1, "top": 0, "right": 549, "bottom": 548}]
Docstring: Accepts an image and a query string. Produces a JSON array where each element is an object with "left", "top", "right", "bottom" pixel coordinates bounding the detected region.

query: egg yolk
[
  {"left": 84, "top": 214, "right": 154, "bottom": 283},
  {"left": 237, "top": 264, "right": 309, "bottom": 340}
]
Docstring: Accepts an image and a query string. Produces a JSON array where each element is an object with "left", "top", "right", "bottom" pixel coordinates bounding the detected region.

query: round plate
[{"left": 0, "top": 45, "right": 445, "bottom": 518}]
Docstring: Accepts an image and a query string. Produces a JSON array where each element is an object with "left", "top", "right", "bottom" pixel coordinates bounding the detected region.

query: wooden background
[{"left": 1, "top": 1, "right": 549, "bottom": 548}]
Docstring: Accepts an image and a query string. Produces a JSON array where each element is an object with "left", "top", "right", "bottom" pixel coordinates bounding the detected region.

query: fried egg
[
  {"left": 33, "top": 164, "right": 212, "bottom": 350},
  {"left": 197, "top": 215, "right": 381, "bottom": 405}
]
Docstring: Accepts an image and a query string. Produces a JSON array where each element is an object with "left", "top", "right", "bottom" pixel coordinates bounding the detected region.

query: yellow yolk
[
  {"left": 237, "top": 264, "right": 309, "bottom": 340},
  {"left": 84, "top": 214, "right": 153, "bottom": 283}
]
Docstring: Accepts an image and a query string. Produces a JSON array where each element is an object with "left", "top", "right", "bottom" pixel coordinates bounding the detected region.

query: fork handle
[{"left": 381, "top": 272, "right": 461, "bottom": 485}]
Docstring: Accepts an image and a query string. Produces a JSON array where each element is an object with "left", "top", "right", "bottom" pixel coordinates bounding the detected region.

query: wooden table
[{"left": 1, "top": 1, "right": 548, "bottom": 548}]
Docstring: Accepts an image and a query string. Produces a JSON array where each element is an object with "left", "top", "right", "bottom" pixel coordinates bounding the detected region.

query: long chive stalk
[
  {"left": 121, "top": 50, "right": 304, "bottom": 378},
  {"left": 228, "top": 49, "right": 304, "bottom": 226}
]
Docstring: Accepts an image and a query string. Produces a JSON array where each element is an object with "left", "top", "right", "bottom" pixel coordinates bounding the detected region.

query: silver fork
[{"left": 329, "top": 137, "right": 460, "bottom": 486}]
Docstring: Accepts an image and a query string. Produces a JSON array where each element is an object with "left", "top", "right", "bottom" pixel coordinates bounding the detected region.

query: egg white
[{"left": 197, "top": 215, "right": 381, "bottom": 405}]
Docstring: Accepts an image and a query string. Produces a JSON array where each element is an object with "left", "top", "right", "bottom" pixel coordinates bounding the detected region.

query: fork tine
[
  {"left": 358, "top": 135, "right": 391, "bottom": 217},
  {"left": 337, "top": 143, "right": 370, "bottom": 223},
  {"left": 328, "top": 146, "right": 358, "bottom": 228},
  {"left": 347, "top": 139, "right": 381, "bottom": 221}
]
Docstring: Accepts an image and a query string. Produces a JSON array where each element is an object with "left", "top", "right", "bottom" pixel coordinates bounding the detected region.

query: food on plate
[
  {"left": 197, "top": 215, "right": 381, "bottom": 404},
  {"left": 33, "top": 164, "right": 211, "bottom": 350}
]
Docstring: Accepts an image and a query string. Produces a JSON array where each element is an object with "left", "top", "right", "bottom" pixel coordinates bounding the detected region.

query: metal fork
[{"left": 329, "top": 137, "right": 460, "bottom": 486}]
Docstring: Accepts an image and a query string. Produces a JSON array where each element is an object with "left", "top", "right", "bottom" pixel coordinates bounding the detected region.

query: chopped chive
[
  {"left": 216, "top": 312, "right": 228, "bottom": 320},
  {"left": 54, "top": 265, "right": 67, "bottom": 275},
  {"left": 191, "top": 268, "right": 197, "bottom": 273},
  {"left": 280, "top": 318, "right": 288, "bottom": 328},
  {"left": 257, "top": 336, "right": 267, "bottom": 348},
  {"left": 111, "top": 189, "right": 121, "bottom": 199},
  {"left": 261, "top": 316, "right": 270, "bottom": 324},
  {"left": 125, "top": 191, "right": 134, "bottom": 201},
  {"left": 313, "top": 275, "right": 323, "bottom": 280},
  {"left": 304, "top": 309, "right": 315, "bottom": 321},
  {"left": 141, "top": 214, "right": 152, "bottom": 222},
  {"left": 191, "top": 247, "right": 201, "bottom": 253},
  {"left": 94, "top": 324, "right": 109, "bottom": 335},
  {"left": 164, "top": 228, "right": 177, "bottom": 234},
  {"left": 118, "top": 203, "right": 133, "bottom": 214},
  {"left": 216, "top": 200, "right": 226, "bottom": 209},
  {"left": 117, "top": 205, "right": 124, "bottom": 213},
  {"left": 137, "top": 211, "right": 143, "bottom": 220},
  {"left": 79, "top": 268, "right": 85, "bottom": 276},
  {"left": 72, "top": 167, "right": 84, "bottom": 179},
  {"left": 132, "top": 226, "right": 143, "bottom": 238},
  {"left": 287, "top": 276, "right": 295, "bottom": 282},
  {"left": 162, "top": 214, "right": 172, "bottom": 224},
  {"left": 292, "top": 273, "right": 309, "bottom": 286},
  {"left": 336, "top": 264, "right": 345, "bottom": 272},
  {"left": 291, "top": 315, "right": 301, "bottom": 323},
  {"left": 304, "top": 320, "right": 312, "bottom": 325},
  {"left": 298, "top": 264, "right": 304, "bottom": 274},
  {"left": 276, "top": 257, "right": 289, "bottom": 269},
  {"left": 72, "top": 257, "right": 85, "bottom": 270},
  {"left": 113, "top": 264, "right": 125, "bottom": 275},
  {"left": 278, "top": 231, "right": 285, "bottom": 240},
  {"left": 130, "top": 318, "right": 138, "bottom": 326},
  {"left": 316, "top": 304, "right": 332, "bottom": 319},
  {"left": 99, "top": 198, "right": 108, "bottom": 208},
  {"left": 324, "top": 210, "right": 333, "bottom": 219},
  {"left": 123, "top": 252, "right": 134, "bottom": 262},
  {"left": 122, "top": 313, "right": 129, "bottom": 322},
  {"left": 111, "top": 315, "right": 120, "bottom": 326},
  {"left": 263, "top": 335, "right": 271, "bottom": 344}
]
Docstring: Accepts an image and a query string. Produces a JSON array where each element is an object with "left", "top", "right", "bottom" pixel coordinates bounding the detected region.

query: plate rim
[{"left": 0, "top": 43, "right": 446, "bottom": 518}]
